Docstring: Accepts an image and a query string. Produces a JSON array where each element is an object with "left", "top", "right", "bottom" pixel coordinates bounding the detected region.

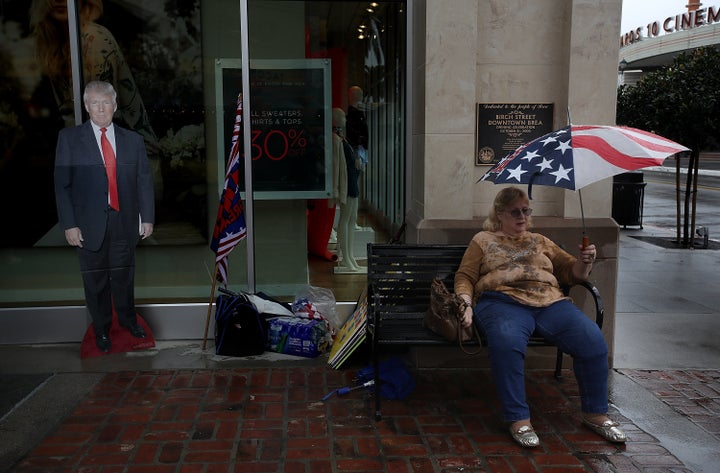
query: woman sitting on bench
[{"left": 454, "top": 186, "right": 626, "bottom": 448}]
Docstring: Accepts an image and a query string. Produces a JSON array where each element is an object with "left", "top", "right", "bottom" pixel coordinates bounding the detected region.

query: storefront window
[
  {"left": 241, "top": 0, "right": 407, "bottom": 301},
  {"left": 0, "top": 0, "right": 406, "bottom": 308}
]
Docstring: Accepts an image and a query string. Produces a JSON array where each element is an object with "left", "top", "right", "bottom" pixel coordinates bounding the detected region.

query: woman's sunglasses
[{"left": 505, "top": 208, "right": 533, "bottom": 218}]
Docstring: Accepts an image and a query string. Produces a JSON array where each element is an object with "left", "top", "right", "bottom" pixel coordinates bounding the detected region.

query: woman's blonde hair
[
  {"left": 30, "top": 0, "right": 104, "bottom": 79},
  {"left": 482, "top": 186, "right": 532, "bottom": 231}
]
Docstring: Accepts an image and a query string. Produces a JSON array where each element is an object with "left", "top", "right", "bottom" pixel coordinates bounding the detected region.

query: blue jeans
[{"left": 473, "top": 292, "right": 609, "bottom": 423}]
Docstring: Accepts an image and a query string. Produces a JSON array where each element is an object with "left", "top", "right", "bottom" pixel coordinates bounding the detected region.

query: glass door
[{"left": 243, "top": 0, "right": 408, "bottom": 302}]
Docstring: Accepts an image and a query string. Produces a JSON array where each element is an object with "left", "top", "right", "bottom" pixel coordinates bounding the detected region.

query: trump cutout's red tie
[{"left": 100, "top": 127, "right": 119, "bottom": 210}]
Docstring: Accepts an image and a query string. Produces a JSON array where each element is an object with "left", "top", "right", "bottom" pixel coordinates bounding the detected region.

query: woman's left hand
[{"left": 579, "top": 243, "right": 597, "bottom": 265}]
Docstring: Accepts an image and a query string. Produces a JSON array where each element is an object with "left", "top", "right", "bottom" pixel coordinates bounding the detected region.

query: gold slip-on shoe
[
  {"left": 510, "top": 424, "right": 540, "bottom": 448},
  {"left": 582, "top": 419, "right": 627, "bottom": 443}
]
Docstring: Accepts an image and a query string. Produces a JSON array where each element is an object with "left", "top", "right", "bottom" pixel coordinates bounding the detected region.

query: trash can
[
  {"left": 695, "top": 226, "right": 710, "bottom": 249},
  {"left": 612, "top": 172, "right": 647, "bottom": 228}
]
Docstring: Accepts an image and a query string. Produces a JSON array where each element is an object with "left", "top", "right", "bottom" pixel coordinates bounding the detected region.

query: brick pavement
[
  {"left": 8, "top": 366, "right": 696, "bottom": 473},
  {"left": 619, "top": 369, "right": 720, "bottom": 442}
]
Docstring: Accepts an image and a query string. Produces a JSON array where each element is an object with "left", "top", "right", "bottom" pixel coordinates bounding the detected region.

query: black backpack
[{"left": 214, "top": 291, "right": 268, "bottom": 357}]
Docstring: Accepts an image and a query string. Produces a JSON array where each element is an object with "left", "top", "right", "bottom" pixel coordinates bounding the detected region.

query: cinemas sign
[{"left": 620, "top": 4, "right": 720, "bottom": 46}]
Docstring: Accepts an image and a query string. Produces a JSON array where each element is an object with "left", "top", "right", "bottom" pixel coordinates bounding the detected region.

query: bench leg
[
  {"left": 554, "top": 349, "right": 563, "bottom": 379},
  {"left": 374, "top": 356, "right": 382, "bottom": 420}
]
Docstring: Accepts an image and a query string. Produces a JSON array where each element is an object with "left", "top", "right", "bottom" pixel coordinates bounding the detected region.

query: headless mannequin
[
  {"left": 346, "top": 86, "right": 368, "bottom": 168},
  {"left": 331, "top": 108, "right": 362, "bottom": 273}
]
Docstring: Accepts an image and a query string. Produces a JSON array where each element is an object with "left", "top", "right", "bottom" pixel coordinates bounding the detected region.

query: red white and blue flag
[
  {"left": 480, "top": 125, "right": 689, "bottom": 190},
  {"left": 211, "top": 93, "right": 247, "bottom": 284}
]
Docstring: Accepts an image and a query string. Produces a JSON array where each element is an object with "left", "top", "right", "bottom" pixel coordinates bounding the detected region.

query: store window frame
[{"left": 236, "top": 0, "right": 413, "bottom": 294}]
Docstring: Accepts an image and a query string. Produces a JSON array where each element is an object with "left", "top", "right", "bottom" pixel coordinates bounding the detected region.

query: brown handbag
[{"left": 424, "top": 277, "right": 483, "bottom": 354}]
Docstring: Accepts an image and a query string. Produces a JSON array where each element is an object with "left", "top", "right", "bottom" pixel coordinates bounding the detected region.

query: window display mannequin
[
  {"left": 346, "top": 86, "right": 368, "bottom": 167},
  {"left": 331, "top": 108, "right": 363, "bottom": 273}
]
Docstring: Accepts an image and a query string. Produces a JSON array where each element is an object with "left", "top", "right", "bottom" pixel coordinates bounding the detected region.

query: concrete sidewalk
[
  {"left": 0, "top": 227, "right": 719, "bottom": 473},
  {"left": 610, "top": 222, "right": 720, "bottom": 473}
]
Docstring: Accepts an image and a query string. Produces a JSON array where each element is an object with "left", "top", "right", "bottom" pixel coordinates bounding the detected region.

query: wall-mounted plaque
[{"left": 475, "top": 103, "right": 554, "bottom": 166}]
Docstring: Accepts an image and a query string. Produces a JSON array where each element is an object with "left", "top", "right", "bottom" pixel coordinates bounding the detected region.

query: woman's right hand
[{"left": 461, "top": 305, "right": 473, "bottom": 328}]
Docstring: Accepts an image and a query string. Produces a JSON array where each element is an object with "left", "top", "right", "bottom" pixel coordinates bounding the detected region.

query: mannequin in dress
[{"left": 331, "top": 108, "right": 362, "bottom": 273}]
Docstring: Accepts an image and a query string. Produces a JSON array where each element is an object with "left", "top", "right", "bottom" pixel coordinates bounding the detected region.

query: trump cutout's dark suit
[{"left": 55, "top": 119, "right": 154, "bottom": 340}]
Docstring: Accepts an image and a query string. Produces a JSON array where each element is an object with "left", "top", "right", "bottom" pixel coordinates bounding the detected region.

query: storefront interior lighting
[{"left": 357, "top": 4, "right": 383, "bottom": 40}]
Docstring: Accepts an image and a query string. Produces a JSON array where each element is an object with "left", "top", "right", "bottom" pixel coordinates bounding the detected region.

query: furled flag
[{"left": 210, "top": 93, "right": 247, "bottom": 284}]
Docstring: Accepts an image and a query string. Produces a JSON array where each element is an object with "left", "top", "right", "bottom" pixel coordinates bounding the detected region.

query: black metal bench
[{"left": 366, "top": 243, "right": 604, "bottom": 420}]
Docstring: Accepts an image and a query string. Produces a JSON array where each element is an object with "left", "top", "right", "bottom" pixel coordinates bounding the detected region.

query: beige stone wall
[
  {"left": 407, "top": 0, "right": 623, "bottom": 368},
  {"left": 410, "top": 0, "right": 622, "bottom": 225}
]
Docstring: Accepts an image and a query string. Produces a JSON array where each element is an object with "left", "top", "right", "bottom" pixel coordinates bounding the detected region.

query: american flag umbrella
[
  {"left": 479, "top": 125, "right": 690, "bottom": 242},
  {"left": 480, "top": 125, "right": 689, "bottom": 191}
]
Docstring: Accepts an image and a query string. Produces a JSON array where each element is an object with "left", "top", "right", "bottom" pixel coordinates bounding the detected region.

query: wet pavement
[{"left": 0, "top": 172, "right": 719, "bottom": 473}]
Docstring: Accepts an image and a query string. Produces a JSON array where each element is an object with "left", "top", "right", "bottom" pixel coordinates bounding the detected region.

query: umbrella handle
[{"left": 582, "top": 235, "right": 590, "bottom": 249}]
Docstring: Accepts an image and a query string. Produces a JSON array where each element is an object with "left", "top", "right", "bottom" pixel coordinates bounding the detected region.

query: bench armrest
[{"left": 565, "top": 281, "right": 604, "bottom": 329}]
